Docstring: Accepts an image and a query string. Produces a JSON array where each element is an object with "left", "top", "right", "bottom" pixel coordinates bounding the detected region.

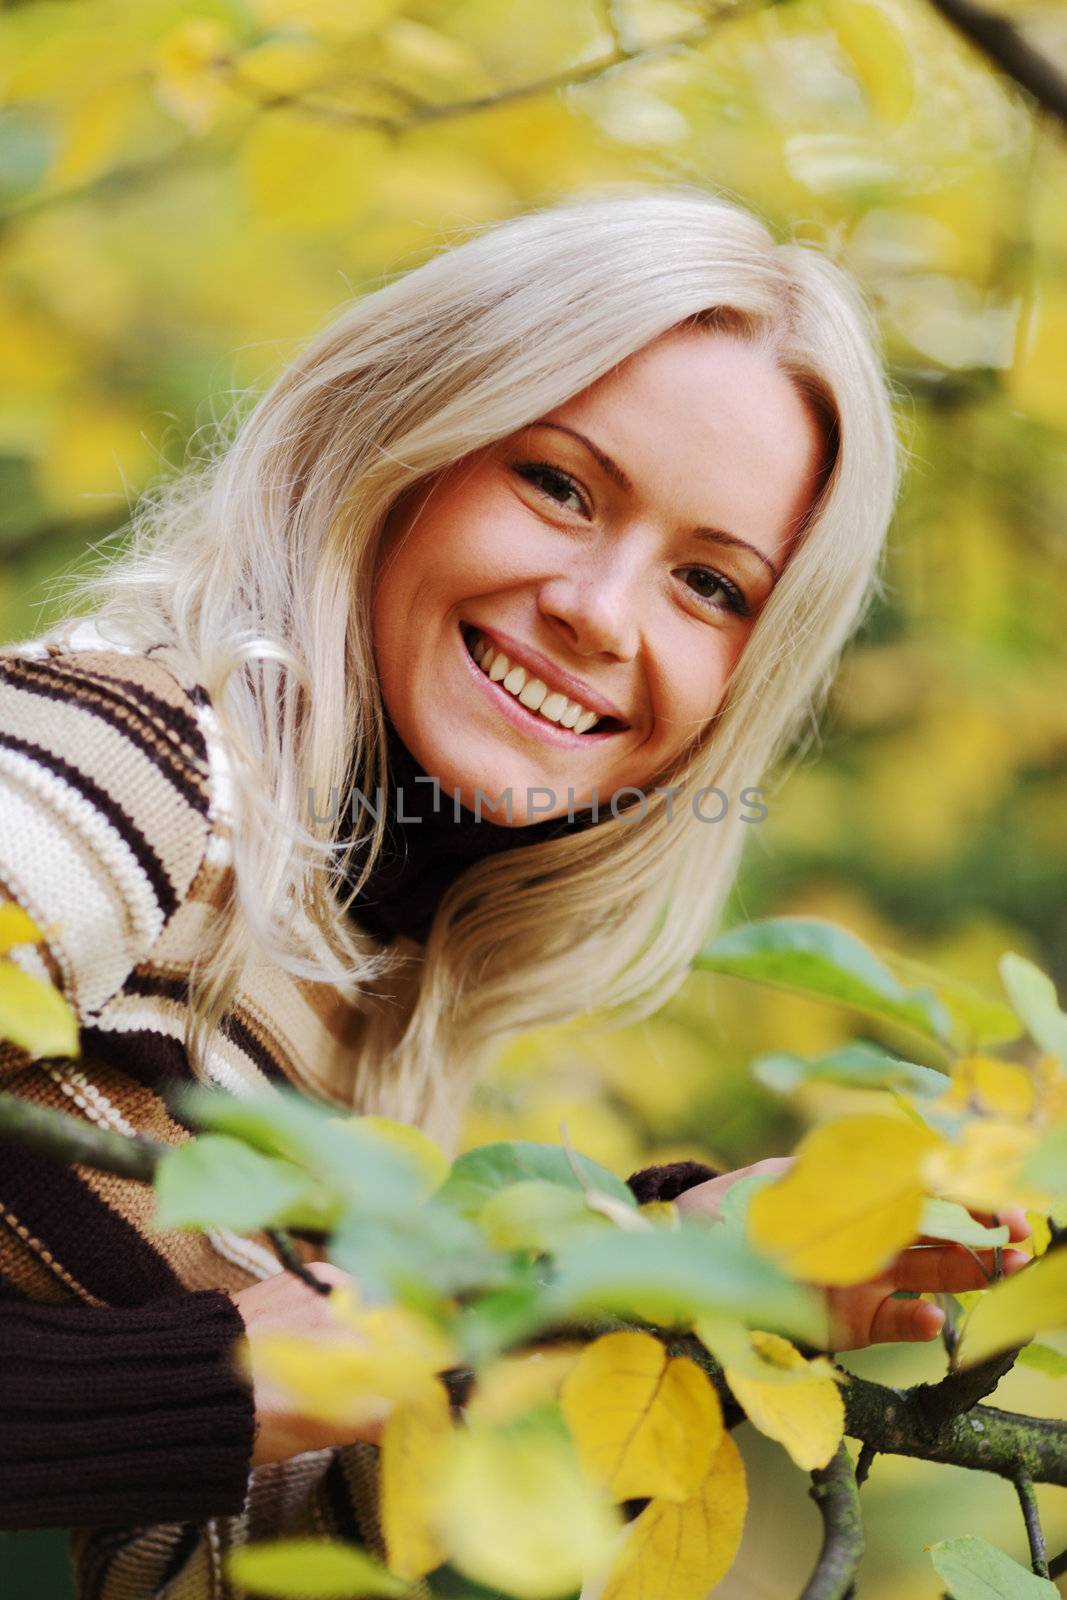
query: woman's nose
[
  {"left": 537, "top": 565, "right": 642, "bottom": 662},
  {"left": 537, "top": 572, "right": 639, "bottom": 659}
]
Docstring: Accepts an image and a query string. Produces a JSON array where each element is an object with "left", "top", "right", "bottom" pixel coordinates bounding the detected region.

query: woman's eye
[
  {"left": 679, "top": 566, "right": 751, "bottom": 618},
  {"left": 513, "top": 461, "right": 588, "bottom": 517}
]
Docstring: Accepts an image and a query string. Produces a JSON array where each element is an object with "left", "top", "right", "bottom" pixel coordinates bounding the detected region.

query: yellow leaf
[
  {"left": 638, "top": 1200, "right": 681, "bottom": 1230},
  {"left": 957, "top": 1249, "right": 1067, "bottom": 1367},
  {"left": 560, "top": 1331, "right": 722, "bottom": 1504},
  {"left": 252, "top": 1296, "right": 456, "bottom": 1427},
  {"left": 723, "top": 1332, "right": 845, "bottom": 1470},
  {"left": 936, "top": 1056, "right": 1036, "bottom": 1121},
  {"left": 0, "top": 959, "right": 79, "bottom": 1059},
  {"left": 747, "top": 1116, "right": 940, "bottom": 1287},
  {"left": 152, "top": 20, "right": 237, "bottom": 135},
  {"left": 923, "top": 1120, "right": 1045, "bottom": 1213},
  {"left": 46, "top": 78, "right": 141, "bottom": 190},
  {"left": 827, "top": 0, "right": 914, "bottom": 124},
  {"left": 247, "top": 0, "right": 404, "bottom": 36},
  {"left": 234, "top": 37, "right": 333, "bottom": 97},
  {"left": 240, "top": 115, "right": 386, "bottom": 230},
  {"left": 0, "top": 903, "right": 46, "bottom": 956},
  {"left": 465, "top": 1347, "right": 584, "bottom": 1428},
  {"left": 1009, "top": 288, "right": 1067, "bottom": 433},
  {"left": 433, "top": 1417, "right": 622, "bottom": 1600},
  {"left": 696, "top": 1313, "right": 841, "bottom": 1387},
  {"left": 599, "top": 1431, "right": 747, "bottom": 1600},
  {"left": 37, "top": 400, "right": 158, "bottom": 519},
  {"left": 227, "top": 1537, "right": 407, "bottom": 1596},
  {"left": 380, "top": 1377, "right": 452, "bottom": 1581},
  {"left": 348, "top": 1115, "right": 450, "bottom": 1199}
]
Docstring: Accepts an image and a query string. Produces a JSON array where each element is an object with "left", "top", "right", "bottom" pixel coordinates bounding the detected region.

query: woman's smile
[
  {"left": 372, "top": 327, "right": 827, "bottom": 824},
  {"left": 459, "top": 622, "right": 630, "bottom": 747}
]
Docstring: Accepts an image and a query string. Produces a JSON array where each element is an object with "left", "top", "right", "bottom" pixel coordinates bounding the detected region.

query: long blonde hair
[{"left": 42, "top": 183, "right": 904, "bottom": 1153}]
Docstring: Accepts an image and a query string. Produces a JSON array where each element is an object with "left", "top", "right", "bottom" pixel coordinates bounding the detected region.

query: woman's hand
[
  {"left": 672, "top": 1160, "right": 1033, "bottom": 1352},
  {"left": 231, "top": 1262, "right": 389, "bottom": 1467}
]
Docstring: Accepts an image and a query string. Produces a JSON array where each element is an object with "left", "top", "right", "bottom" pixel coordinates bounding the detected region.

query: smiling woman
[
  {"left": 372, "top": 331, "right": 829, "bottom": 824},
  {"left": 0, "top": 185, "right": 903, "bottom": 1597}
]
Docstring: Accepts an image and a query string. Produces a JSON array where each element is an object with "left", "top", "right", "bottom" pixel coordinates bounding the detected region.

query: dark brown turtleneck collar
[{"left": 341, "top": 712, "right": 602, "bottom": 945}]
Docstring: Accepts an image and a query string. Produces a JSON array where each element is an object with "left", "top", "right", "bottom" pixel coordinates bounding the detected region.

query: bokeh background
[{"left": 2, "top": 0, "right": 1066, "bottom": 1595}]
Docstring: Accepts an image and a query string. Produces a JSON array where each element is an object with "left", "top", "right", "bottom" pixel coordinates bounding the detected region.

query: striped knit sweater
[
  {"left": 0, "top": 622, "right": 396, "bottom": 1599},
  {"left": 0, "top": 620, "right": 716, "bottom": 1600}
]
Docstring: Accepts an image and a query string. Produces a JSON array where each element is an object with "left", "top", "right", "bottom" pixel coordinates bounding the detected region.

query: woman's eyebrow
[{"left": 524, "top": 419, "right": 782, "bottom": 584}]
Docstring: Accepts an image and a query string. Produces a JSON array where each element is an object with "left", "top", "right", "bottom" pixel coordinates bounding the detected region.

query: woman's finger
[
  {"left": 868, "top": 1295, "right": 945, "bottom": 1345},
  {"left": 889, "top": 1245, "right": 1030, "bottom": 1294}
]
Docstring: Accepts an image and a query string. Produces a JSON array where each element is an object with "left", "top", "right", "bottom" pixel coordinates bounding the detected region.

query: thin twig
[
  {"left": 925, "top": 0, "right": 1067, "bottom": 130},
  {"left": 1, "top": 0, "right": 761, "bottom": 227},
  {"left": 800, "top": 1442, "right": 865, "bottom": 1600},
  {"left": 855, "top": 1442, "right": 877, "bottom": 1487},
  {"left": 266, "top": 1229, "right": 333, "bottom": 1297},
  {"left": 1014, "top": 1475, "right": 1050, "bottom": 1579},
  {"left": 1049, "top": 1546, "right": 1067, "bottom": 1581}
]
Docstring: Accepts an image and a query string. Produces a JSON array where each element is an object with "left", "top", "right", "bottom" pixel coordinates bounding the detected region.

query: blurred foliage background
[{"left": 2, "top": 0, "right": 1066, "bottom": 1594}]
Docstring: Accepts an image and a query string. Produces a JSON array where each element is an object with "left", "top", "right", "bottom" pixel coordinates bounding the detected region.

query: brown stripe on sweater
[
  {"left": 0, "top": 654, "right": 211, "bottom": 810},
  {"left": 120, "top": 972, "right": 291, "bottom": 1086},
  {"left": 0, "top": 731, "right": 182, "bottom": 922},
  {"left": 0, "top": 1139, "right": 182, "bottom": 1304},
  {"left": 78, "top": 1021, "right": 201, "bottom": 1113}
]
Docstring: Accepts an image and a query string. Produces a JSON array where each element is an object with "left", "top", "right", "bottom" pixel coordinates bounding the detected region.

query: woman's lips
[{"left": 458, "top": 622, "right": 626, "bottom": 749}]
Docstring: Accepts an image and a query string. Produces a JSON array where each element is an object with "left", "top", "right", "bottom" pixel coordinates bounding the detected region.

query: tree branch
[
  {"left": 1, "top": 0, "right": 762, "bottom": 227},
  {"left": 1014, "top": 1475, "right": 1050, "bottom": 1579},
  {"left": 800, "top": 1442, "right": 864, "bottom": 1600},
  {"left": 0, "top": 1091, "right": 167, "bottom": 1182},
  {"left": 911, "top": 1345, "right": 1023, "bottom": 1428},
  {"left": 925, "top": 0, "right": 1067, "bottom": 130}
]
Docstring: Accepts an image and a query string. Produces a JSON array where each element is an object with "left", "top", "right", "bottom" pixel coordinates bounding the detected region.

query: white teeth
[
  {"left": 467, "top": 629, "right": 608, "bottom": 734},
  {"left": 518, "top": 677, "right": 548, "bottom": 711}
]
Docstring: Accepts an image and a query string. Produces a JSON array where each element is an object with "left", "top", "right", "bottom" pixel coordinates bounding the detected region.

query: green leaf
[
  {"left": 544, "top": 1218, "right": 827, "bottom": 1346},
  {"left": 177, "top": 1086, "right": 421, "bottom": 1208},
  {"left": 919, "top": 1198, "right": 1009, "bottom": 1249},
  {"left": 435, "top": 1141, "right": 636, "bottom": 1221},
  {"left": 1021, "top": 1125, "right": 1067, "bottom": 1196},
  {"left": 753, "top": 1041, "right": 946, "bottom": 1098},
  {"left": 999, "top": 953, "right": 1067, "bottom": 1065},
  {"left": 153, "top": 1134, "right": 338, "bottom": 1233},
  {"left": 1016, "top": 1341, "right": 1067, "bottom": 1377},
  {"left": 227, "top": 1539, "right": 411, "bottom": 1597},
  {"left": 455, "top": 1274, "right": 553, "bottom": 1367},
  {"left": 696, "top": 918, "right": 951, "bottom": 1047},
  {"left": 927, "top": 1536, "right": 1058, "bottom": 1599},
  {"left": 880, "top": 950, "right": 1021, "bottom": 1051},
  {"left": 329, "top": 1196, "right": 496, "bottom": 1311},
  {"left": 478, "top": 1180, "right": 611, "bottom": 1253},
  {"left": 957, "top": 1249, "right": 1067, "bottom": 1368},
  {"left": 0, "top": 959, "right": 79, "bottom": 1058}
]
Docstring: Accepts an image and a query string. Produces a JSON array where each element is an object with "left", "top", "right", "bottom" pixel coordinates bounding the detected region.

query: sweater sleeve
[
  {"left": 0, "top": 642, "right": 215, "bottom": 1032},
  {"left": 0, "top": 1281, "right": 256, "bottom": 1532},
  {"left": 625, "top": 1159, "right": 722, "bottom": 1203}
]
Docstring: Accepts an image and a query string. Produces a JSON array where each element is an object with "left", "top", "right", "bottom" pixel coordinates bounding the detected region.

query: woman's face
[{"left": 372, "top": 327, "right": 827, "bottom": 824}]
